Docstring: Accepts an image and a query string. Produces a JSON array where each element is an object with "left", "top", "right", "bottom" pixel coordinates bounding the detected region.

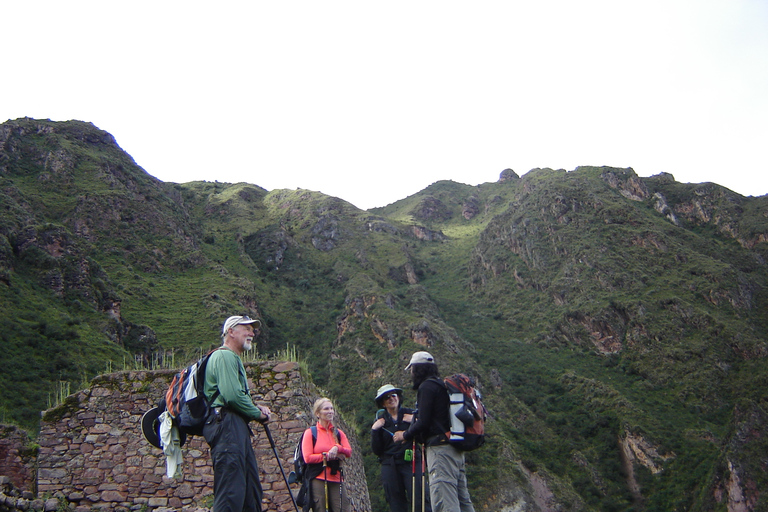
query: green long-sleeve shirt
[{"left": 204, "top": 347, "right": 263, "bottom": 421}]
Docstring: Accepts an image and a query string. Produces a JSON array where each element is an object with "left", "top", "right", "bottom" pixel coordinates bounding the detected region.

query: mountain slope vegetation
[{"left": 1, "top": 118, "right": 766, "bottom": 511}]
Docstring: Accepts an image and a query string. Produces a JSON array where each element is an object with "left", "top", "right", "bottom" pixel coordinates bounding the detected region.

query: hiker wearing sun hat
[
  {"left": 394, "top": 352, "right": 475, "bottom": 512},
  {"left": 204, "top": 315, "right": 272, "bottom": 512},
  {"left": 372, "top": 384, "right": 431, "bottom": 512}
]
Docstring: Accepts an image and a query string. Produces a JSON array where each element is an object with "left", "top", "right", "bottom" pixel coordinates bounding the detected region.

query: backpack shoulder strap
[
  {"left": 427, "top": 375, "right": 448, "bottom": 391},
  {"left": 199, "top": 347, "right": 224, "bottom": 405},
  {"left": 309, "top": 424, "right": 342, "bottom": 445}
]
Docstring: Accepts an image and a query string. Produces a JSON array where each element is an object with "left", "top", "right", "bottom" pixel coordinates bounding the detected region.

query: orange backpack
[{"left": 444, "top": 373, "right": 488, "bottom": 451}]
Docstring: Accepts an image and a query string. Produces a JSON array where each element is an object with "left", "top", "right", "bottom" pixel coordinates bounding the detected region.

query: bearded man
[{"left": 204, "top": 315, "right": 272, "bottom": 512}]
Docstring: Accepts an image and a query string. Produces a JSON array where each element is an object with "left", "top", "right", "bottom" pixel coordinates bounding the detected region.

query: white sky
[{"left": 3, "top": 1, "right": 767, "bottom": 210}]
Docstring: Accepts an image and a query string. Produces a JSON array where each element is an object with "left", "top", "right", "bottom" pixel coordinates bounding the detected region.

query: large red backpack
[{"left": 444, "top": 373, "right": 487, "bottom": 451}]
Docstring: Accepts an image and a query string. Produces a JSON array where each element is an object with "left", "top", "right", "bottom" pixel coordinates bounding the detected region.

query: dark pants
[
  {"left": 204, "top": 409, "right": 262, "bottom": 512},
  {"left": 381, "top": 460, "right": 431, "bottom": 512},
  {"left": 310, "top": 477, "right": 350, "bottom": 512}
]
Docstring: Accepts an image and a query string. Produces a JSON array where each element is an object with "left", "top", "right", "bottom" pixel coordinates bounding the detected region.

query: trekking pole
[
  {"left": 323, "top": 453, "right": 329, "bottom": 512},
  {"left": 411, "top": 440, "right": 416, "bottom": 512},
  {"left": 420, "top": 443, "right": 426, "bottom": 512},
  {"left": 263, "top": 424, "right": 301, "bottom": 512}
]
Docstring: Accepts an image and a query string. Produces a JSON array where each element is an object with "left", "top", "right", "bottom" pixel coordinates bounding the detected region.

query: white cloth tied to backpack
[
  {"left": 159, "top": 410, "right": 183, "bottom": 478},
  {"left": 184, "top": 364, "right": 199, "bottom": 401}
]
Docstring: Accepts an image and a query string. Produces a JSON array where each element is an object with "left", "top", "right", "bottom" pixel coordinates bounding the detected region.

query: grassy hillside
[{"left": 1, "top": 118, "right": 767, "bottom": 511}]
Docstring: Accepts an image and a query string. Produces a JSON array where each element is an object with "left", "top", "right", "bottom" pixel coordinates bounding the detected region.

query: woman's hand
[
  {"left": 326, "top": 445, "right": 340, "bottom": 460},
  {"left": 372, "top": 418, "right": 386, "bottom": 430},
  {"left": 392, "top": 431, "right": 406, "bottom": 443}
]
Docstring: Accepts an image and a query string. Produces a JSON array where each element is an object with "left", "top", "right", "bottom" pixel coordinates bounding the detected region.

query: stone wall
[
  {"left": 0, "top": 425, "right": 36, "bottom": 493},
  {"left": 1, "top": 360, "right": 370, "bottom": 512}
]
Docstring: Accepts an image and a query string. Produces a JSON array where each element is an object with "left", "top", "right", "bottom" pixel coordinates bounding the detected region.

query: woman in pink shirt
[{"left": 302, "top": 398, "right": 353, "bottom": 512}]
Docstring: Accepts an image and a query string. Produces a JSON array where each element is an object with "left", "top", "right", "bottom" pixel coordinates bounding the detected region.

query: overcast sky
[{"left": 3, "top": 1, "right": 767, "bottom": 210}]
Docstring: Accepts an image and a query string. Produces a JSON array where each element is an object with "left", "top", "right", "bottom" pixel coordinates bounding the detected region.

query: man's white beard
[{"left": 244, "top": 340, "right": 253, "bottom": 351}]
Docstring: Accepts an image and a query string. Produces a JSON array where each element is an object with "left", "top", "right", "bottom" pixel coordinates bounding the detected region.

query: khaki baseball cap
[
  {"left": 221, "top": 315, "right": 262, "bottom": 336},
  {"left": 404, "top": 351, "right": 435, "bottom": 370}
]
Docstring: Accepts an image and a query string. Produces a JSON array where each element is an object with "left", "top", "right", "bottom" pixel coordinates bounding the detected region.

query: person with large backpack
[
  {"left": 393, "top": 352, "right": 475, "bottom": 512},
  {"left": 203, "top": 315, "right": 272, "bottom": 512},
  {"left": 300, "top": 398, "right": 352, "bottom": 512},
  {"left": 371, "top": 384, "right": 431, "bottom": 512}
]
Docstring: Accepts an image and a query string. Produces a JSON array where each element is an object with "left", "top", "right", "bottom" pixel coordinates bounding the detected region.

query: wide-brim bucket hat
[
  {"left": 141, "top": 406, "right": 164, "bottom": 449},
  {"left": 141, "top": 406, "right": 187, "bottom": 448},
  {"left": 374, "top": 384, "right": 403, "bottom": 406}
]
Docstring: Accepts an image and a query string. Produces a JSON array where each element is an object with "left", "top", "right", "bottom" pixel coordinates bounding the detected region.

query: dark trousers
[
  {"left": 310, "top": 477, "right": 350, "bottom": 512},
  {"left": 204, "top": 410, "right": 262, "bottom": 512},
  {"left": 381, "top": 460, "right": 431, "bottom": 512}
]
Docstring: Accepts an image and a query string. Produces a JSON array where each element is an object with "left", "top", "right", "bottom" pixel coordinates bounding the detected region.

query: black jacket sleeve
[
  {"left": 373, "top": 407, "right": 416, "bottom": 458},
  {"left": 371, "top": 421, "right": 387, "bottom": 456}
]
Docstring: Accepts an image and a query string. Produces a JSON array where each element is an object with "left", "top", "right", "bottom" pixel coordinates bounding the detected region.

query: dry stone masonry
[
  {"left": 0, "top": 360, "right": 370, "bottom": 512},
  {"left": 0, "top": 425, "right": 36, "bottom": 494}
]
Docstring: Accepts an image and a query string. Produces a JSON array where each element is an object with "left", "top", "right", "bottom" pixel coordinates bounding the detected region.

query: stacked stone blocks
[{"left": 2, "top": 359, "right": 371, "bottom": 512}]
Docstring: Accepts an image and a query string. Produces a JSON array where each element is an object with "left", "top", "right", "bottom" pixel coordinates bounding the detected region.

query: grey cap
[
  {"left": 221, "top": 315, "right": 262, "bottom": 336},
  {"left": 404, "top": 351, "right": 435, "bottom": 370}
]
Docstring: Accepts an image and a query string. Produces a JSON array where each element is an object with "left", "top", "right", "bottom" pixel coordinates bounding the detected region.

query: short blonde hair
[{"left": 313, "top": 398, "right": 332, "bottom": 418}]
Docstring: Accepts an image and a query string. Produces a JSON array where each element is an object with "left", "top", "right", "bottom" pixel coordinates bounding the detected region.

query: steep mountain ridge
[{"left": 1, "top": 118, "right": 766, "bottom": 511}]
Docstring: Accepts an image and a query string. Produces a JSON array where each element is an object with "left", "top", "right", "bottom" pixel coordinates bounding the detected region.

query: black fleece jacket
[
  {"left": 371, "top": 406, "right": 415, "bottom": 463},
  {"left": 403, "top": 377, "right": 450, "bottom": 445}
]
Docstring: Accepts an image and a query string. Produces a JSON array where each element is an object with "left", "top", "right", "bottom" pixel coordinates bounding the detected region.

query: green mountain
[{"left": 1, "top": 118, "right": 766, "bottom": 511}]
